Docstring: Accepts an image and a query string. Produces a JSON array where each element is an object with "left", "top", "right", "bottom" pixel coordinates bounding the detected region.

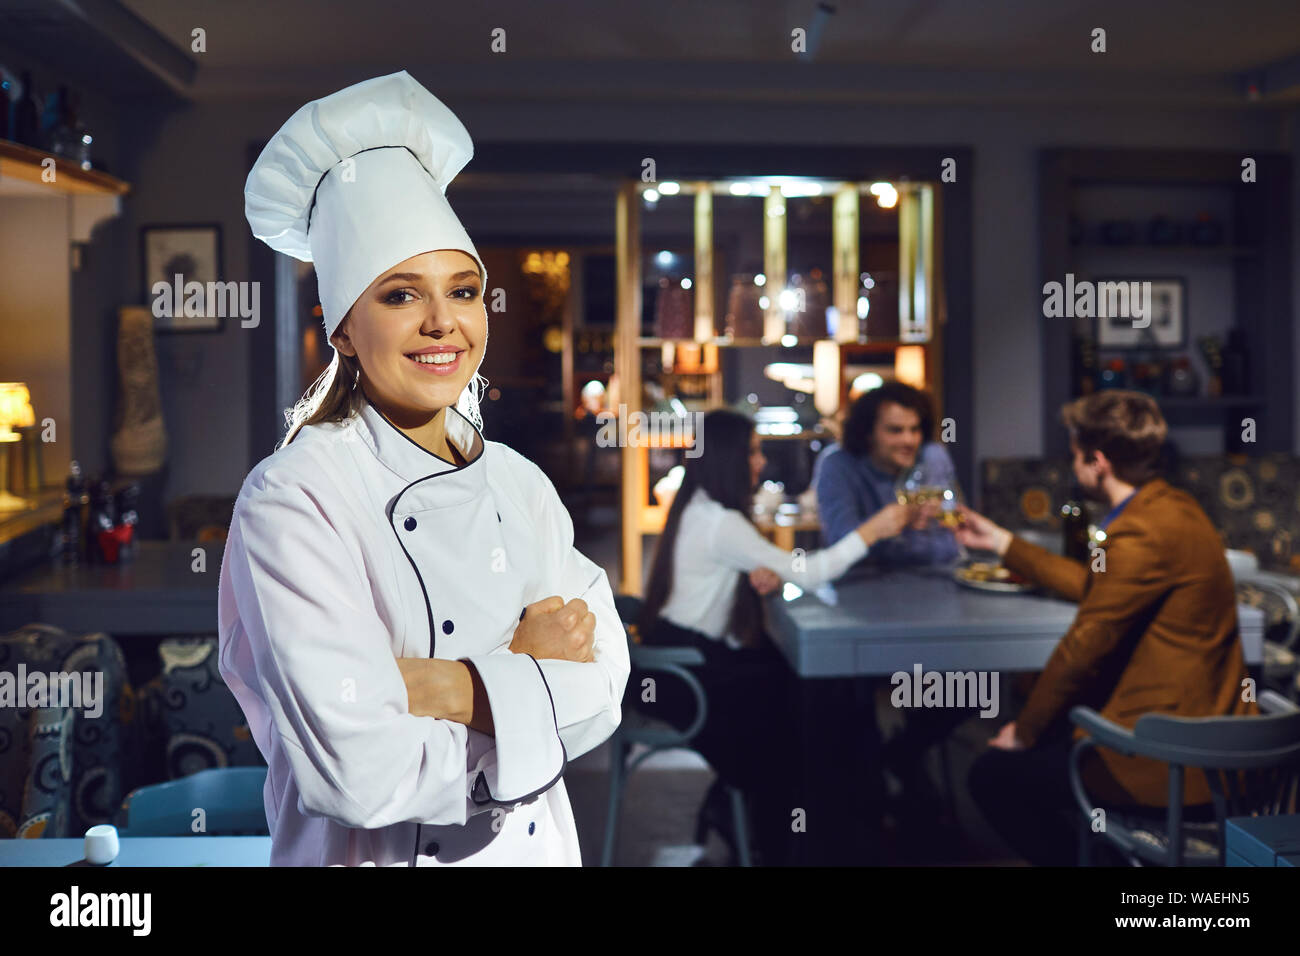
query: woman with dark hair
[{"left": 635, "top": 408, "right": 912, "bottom": 863}]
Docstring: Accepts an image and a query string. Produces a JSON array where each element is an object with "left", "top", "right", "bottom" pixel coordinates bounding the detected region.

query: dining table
[
  {"left": 765, "top": 563, "right": 1265, "bottom": 678},
  {"left": 0, "top": 836, "right": 271, "bottom": 867},
  {"left": 760, "top": 558, "right": 1267, "bottom": 865},
  {"left": 0, "top": 540, "right": 221, "bottom": 636}
]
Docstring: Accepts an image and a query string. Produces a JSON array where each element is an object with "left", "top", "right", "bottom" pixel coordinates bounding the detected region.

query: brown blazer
[{"left": 1003, "top": 478, "right": 1256, "bottom": 807}]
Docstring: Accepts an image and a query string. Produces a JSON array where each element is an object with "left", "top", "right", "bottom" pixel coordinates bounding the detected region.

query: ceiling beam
[{"left": 53, "top": 0, "right": 197, "bottom": 96}]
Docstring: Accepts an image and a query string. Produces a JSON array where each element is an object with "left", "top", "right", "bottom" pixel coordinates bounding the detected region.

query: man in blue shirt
[{"left": 813, "top": 381, "right": 960, "bottom": 567}]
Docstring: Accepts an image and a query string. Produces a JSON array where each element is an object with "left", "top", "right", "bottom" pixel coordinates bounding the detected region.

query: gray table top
[
  {"left": 0, "top": 836, "right": 270, "bottom": 867},
  {"left": 764, "top": 563, "right": 1266, "bottom": 678},
  {"left": 0, "top": 540, "right": 220, "bottom": 635}
]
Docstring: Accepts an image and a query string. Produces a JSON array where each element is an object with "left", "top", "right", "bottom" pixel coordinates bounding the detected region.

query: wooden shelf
[
  {"left": 0, "top": 489, "right": 65, "bottom": 547},
  {"left": 1040, "top": 148, "right": 1292, "bottom": 456},
  {"left": 617, "top": 178, "right": 940, "bottom": 594},
  {"left": 0, "top": 138, "right": 131, "bottom": 197}
]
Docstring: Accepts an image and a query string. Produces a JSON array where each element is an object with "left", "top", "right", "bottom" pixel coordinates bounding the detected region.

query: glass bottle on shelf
[
  {"left": 1061, "top": 491, "right": 1091, "bottom": 563},
  {"left": 60, "top": 461, "right": 88, "bottom": 564},
  {"left": 86, "top": 476, "right": 116, "bottom": 564},
  {"left": 653, "top": 275, "right": 693, "bottom": 340},
  {"left": 724, "top": 271, "right": 764, "bottom": 340},
  {"left": 785, "top": 272, "right": 827, "bottom": 340},
  {"left": 14, "top": 70, "right": 42, "bottom": 149}
]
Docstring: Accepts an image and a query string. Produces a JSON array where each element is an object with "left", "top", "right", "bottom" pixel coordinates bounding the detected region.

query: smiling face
[
  {"left": 330, "top": 249, "right": 486, "bottom": 426},
  {"left": 870, "top": 401, "right": 924, "bottom": 476}
]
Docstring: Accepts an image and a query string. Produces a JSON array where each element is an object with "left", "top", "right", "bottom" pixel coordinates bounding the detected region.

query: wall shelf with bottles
[
  {"left": 0, "top": 138, "right": 130, "bottom": 198},
  {"left": 1039, "top": 149, "right": 1292, "bottom": 457},
  {"left": 615, "top": 176, "right": 943, "bottom": 594}
]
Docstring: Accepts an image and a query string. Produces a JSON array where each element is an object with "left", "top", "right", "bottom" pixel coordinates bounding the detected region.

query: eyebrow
[{"left": 378, "top": 270, "right": 480, "bottom": 284}]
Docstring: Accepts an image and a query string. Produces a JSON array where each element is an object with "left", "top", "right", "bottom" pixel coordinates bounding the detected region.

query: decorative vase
[{"left": 110, "top": 308, "right": 168, "bottom": 475}]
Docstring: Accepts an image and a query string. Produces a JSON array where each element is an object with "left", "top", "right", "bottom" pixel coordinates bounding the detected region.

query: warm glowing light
[
  {"left": 658, "top": 182, "right": 680, "bottom": 195},
  {"left": 894, "top": 345, "right": 926, "bottom": 387}
]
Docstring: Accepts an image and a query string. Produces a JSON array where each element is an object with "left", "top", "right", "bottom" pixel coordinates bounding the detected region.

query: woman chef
[{"left": 218, "top": 71, "right": 629, "bottom": 866}]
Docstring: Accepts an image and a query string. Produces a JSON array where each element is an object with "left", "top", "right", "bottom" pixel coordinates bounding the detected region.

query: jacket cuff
[
  {"left": 1014, "top": 681, "right": 1056, "bottom": 748},
  {"left": 460, "top": 653, "right": 566, "bottom": 806}
]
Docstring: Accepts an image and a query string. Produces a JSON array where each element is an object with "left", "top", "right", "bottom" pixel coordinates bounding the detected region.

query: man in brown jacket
[{"left": 957, "top": 390, "right": 1255, "bottom": 865}]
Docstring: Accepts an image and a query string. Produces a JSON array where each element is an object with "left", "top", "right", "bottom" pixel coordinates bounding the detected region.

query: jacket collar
[
  {"left": 354, "top": 392, "right": 485, "bottom": 486},
  {"left": 1108, "top": 478, "right": 1168, "bottom": 527}
]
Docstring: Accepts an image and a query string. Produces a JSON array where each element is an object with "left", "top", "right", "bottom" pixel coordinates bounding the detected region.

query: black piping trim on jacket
[
  {"left": 467, "top": 653, "right": 568, "bottom": 808},
  {"left": 363, "top": 390, "right": 486, "bottom": 470},
  {"left": 367, "top": 391, "right": 487, "bottom": 660},
  {"left": 379, "top": 418, "right": 488, "bottom": 868}
]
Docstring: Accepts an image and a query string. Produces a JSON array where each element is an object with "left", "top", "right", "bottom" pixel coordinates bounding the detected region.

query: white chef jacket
[
  {"left": 217, "top": 396, "right": 629, "bottom": 866},
  {"left": 658, "top": 487, "right": 869, "bottom": 648}
]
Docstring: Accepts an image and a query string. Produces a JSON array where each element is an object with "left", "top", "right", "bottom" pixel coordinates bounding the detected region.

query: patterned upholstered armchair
[
  {"left": 0, "top": 625, "right": 140, "bottom": 838},
  {"left": 137, "top": 637, "right": 265, "bottom": 782}
]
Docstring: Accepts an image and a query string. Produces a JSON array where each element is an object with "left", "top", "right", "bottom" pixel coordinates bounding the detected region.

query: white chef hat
[{"left": 244, "top": 70, "right": 487, "bottom": 339}]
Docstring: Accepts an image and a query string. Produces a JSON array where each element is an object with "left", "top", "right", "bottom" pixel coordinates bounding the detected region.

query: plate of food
[{"left": 953, "top": 560, "right": 1036, "bottom": 593}]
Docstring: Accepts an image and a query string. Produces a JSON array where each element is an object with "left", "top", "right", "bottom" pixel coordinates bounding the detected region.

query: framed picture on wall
[
  {"left": 141, "top": 224, "right": 224, "bottom": 332},
  {"left": 1094, "top": 276, "right": 1186, "bottom": 349}
]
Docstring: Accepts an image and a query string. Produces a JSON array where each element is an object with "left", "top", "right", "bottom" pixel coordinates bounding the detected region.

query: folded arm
[
  {"left": 219, "top": 474, "right": 542, "bottom": 829},
  {"left": 517, "top": 458, "right": 631, "bottom": 762}
]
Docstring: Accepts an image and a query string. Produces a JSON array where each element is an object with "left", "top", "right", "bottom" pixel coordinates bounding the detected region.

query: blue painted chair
[
  {"left": 1069, "top": 690, "right": 1300, "bottom": 866},
  {"left": 601, "top": 595, "right": 754, "bottom": 867},
  {"left": 116, "top": 766, "right": 269, "bottom": 837}
]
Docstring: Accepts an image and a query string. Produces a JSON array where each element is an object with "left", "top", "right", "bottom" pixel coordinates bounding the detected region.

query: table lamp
[{"left": 0, "top": 383, "right": 36, "bottom": 511}]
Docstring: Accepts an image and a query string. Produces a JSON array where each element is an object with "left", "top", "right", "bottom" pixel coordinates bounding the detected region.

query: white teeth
[{"left": 409, "top": 352, "right": 459, "bottom": 365}]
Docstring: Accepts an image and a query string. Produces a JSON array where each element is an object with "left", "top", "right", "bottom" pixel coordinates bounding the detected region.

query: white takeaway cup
[{"left": 84, "top": 824, "right": 120, "bottom": 865}]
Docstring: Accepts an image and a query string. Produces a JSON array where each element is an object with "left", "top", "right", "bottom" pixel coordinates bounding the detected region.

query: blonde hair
[{"left": 279, "top": 310, "right": 488, "bottom": 449}]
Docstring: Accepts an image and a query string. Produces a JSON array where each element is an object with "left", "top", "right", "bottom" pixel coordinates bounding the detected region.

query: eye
[
  {"left": 382, "top": 288, "right": 417, "bottom": 305},
  {"left": 450, "top": 286, "right": 480, "bottom": 300}
]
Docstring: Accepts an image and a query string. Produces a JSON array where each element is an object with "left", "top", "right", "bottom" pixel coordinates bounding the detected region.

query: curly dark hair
[{"left": 841, "top": 381, "right": 935, "bottom": 457}]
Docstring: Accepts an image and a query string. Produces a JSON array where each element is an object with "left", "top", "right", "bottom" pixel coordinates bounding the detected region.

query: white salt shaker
[{"left": 84, "top": 824, "right": 120, "bottom": 865}]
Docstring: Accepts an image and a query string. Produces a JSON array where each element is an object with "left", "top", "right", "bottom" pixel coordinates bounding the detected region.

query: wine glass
[{"left": 895, "top": 454, "right": 968, "bottom": 560}]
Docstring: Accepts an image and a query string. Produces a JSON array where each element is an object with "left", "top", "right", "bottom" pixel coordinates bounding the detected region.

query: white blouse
[{"left": 658, "top": 487, "right": 869, "bottom": 648}]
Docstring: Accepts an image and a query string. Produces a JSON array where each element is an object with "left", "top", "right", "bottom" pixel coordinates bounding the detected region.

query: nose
[{"left": 420, "top": 300, "right": 458, "bottom": 337}]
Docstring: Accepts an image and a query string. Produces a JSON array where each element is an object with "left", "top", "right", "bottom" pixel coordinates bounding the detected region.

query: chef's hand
[
  {"left": 952, "top": 505, "right": 1013, "bottom": 556},
  {"left": 510, "top": 596, "right": 596, "bottom": 663},
  {"left": 749, "top": 566, "right": 781, "bottom": 595}
]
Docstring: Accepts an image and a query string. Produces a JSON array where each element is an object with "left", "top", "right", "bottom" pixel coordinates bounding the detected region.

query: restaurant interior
[{"left": 0, "top": 0, "right": 1298, "bottom": 872}]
